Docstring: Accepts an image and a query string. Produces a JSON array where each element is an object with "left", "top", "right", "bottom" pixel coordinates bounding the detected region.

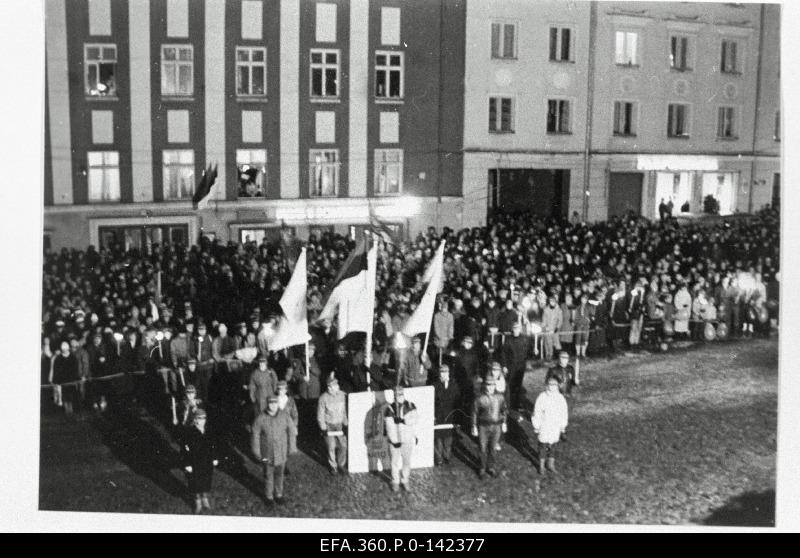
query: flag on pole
[
  {"left": 193, "top": 163, "right": 218, "bottom": 210},
  {"left": 368, "top": 205, "right": 396, "bottom": 244},
  {"left": 268, "top": 247, "right": 311, "bottom": 352},
  {"left": 403, "top": 241, "right": 446, "bottom": 336},
  {"left": 318, "top": 235, "right": 378, "bottom": 340}
]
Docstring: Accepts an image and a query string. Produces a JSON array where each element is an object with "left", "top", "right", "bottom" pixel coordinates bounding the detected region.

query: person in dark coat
[
  {"left": 252, "top": 395, "right": 296, "bottom": 505},
  {"left": 545, "top": 351, "right": 578, "bottom": 396},
  {"left": 433, "top": 364, "right": 461, "bottom": 465},
  {"left": 500, "top": 322, "right": 530, "bottom": 409},
  {"left": 50, "top": 341, "right": 80, "bottom": 415},
  {"left": 181, "top": 408, "right": 218, "bottom": 513}
]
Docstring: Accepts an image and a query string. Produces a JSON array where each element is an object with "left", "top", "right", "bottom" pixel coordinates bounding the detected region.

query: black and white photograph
[{"left": 2, "top": 0, "right": 798, "bottom": 532}]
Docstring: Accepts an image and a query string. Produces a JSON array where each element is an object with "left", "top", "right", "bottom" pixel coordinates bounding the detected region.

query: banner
[{"left": 346, "top": 386, "right": 435, "bottom": 474}]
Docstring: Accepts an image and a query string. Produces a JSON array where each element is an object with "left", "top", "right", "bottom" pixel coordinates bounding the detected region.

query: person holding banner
[
  {"left": 471, "top": 376, "right": 507, "bottom": 480},
  {"left": 317, "top": 377, "right": 348, "bottom": 475},
  {"left": 433, "top": 364, "right": 461, "bottom": 466},
  {"left": 383, "top": 386, "right": 419, "bottom": 492}
]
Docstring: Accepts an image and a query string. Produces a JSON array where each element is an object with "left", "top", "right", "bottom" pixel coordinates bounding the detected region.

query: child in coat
[{"left": 531, "top": 376, "right": 569, "bottom": 475}]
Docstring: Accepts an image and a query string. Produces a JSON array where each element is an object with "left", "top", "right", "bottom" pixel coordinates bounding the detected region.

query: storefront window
[
  {"left": 701, "top": 173, "right": 736, "bottom": 216},
  {"left": 655, "top": 172, "right": 692, "bottom": 215}
]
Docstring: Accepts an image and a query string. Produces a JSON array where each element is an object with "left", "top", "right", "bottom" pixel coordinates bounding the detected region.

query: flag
[
  {"left": 268, "top": 247, "right": 311, "bottom": 352},
  {"left": 368, "top": 205, "right": 396, "bottom": 244},
  {"left": 193, "top": 163, "right": 218, "bottom": 210},
  {"left": 318, "top": 235, "right": 378, "bottom": 340},
  {"left": 403, "top": 241, "right": 446, "bottom": 336}
]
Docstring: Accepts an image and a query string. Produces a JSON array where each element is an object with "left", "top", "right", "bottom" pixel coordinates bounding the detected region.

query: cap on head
[
  {"left": 277, "top": 380, "right": 288, "bottom": 390},
  {"left": 187, "top": 358, "right": 197, "bottom": 365},
  {"left": 185, "top": 384, "right": 197, "bottom": 394},
  {"left": 193, "top": 408, "right": 207, "bottom": 421},
  {"left": 327, "top": 377, "right": 339, "bottom": 387},
  {"left": 559, "top": 350, "right": 569, "bottom": 358},
  {"left": 267, "top": 395, "right": 279, "bottom": 404}
]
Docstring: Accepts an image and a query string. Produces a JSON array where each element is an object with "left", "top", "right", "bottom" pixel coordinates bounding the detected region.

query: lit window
[
  {"left": 549, "top": 27, "right": 573, "bottom": 62},
  {"left": 375, "top": 51, "right": 404, "bottom": 99},
  {"left": 161, "top": 45, "right": 194, "bottom": 96},
  {"left": 84, "top": 44, "right": 117, "bottom": 97},
  {"left": 717, "top": 106, "right": 737, "bottom": 139},
  {"left": 613, "top": 101, "right": 637, "bottom": 136},
  {"left": 491, "top": 22, "right": 516, "bottom": 59},
  {"left": 667, "top": 103, "right": 690, "bottom": 138},
  {"left": 547, "top": 99, "right": 571, "bottom": 133},
  {"left": 236, "top": 47, "right": 266, "bottom": 96},
  {"left": 310, "top": 49, "right": 339, "bottom": 98},
  {"left": 721, "top": 39, "right": 740, "bottom": 74},
  {"left": 374, "top": 149, "right": 403, "bottom": 195},
  {"left": 309, "top": 149, "right": 339, "bottom": 197},
  {"left": 615, "top": 31, "right": 638, "bottom": 65},
  {"left": 87, "top": 151, "right": 120, "bottom": 202},
  {"left": 670, "top": 35, "right": 691, "bottom": 71},
  {"left": 162, "top": 149, "right": 195, "bottom": 199},
  {"left": 489, "top": 97, "right": 514, "bottom": 133},
  {"left": 237, "top": 149, "right": 267, "bottom": 197}
]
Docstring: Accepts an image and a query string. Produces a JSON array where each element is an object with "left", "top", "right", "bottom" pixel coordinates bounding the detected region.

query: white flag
[
  {"left": 403, "top": 241, "right": 445, "bottom": 336},
  {"left": 269, "top": 247, "right": 311, "bottom": 351}
]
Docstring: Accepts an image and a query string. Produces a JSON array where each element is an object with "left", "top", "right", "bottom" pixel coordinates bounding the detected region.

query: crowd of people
[{"left": 40, "top": 207, "right": 780, "bottom": 510}]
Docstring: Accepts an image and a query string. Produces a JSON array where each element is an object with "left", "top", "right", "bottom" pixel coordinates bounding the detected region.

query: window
[
  {"left": 489, "top": 97, "right": 514, "bottom": 133},
  {"left": 615, "top": 31, "right": 638, "bottom": 66},
  {"left": 310, "top": 49, "right": 339, "bottom": 98},
  {"left": 774, "top": 110, "right": 780, "bottom": 141},
  {"left": 99, "top": 224, "right": 189, "bottom": 250},
  {"left": 547, "top": 99, "right": 571, "bottom": 133},
  {"left": 667, "top": 103, "right": 690, "bottom": 137},
  {"left": 236, "top": 47, "right": 266, "bottom": 96},
  {"left": 162, "top": 149, "right": 194, "bottom": 200},
  {"left": 239, "top": 228, "right": 268, "bottom": 245},
  {"left": 84, "top": 44, "right": 117, "bottom": 97},
  {"left": 309, "top": 149, "right": 339, "bottom": 197},
  {"left": 549, "top": 27, "right": 573, "bottom": 62},
  {"left": 717, "top": 106, "right": 737, "bottom": 139},
  {"left": 87, "top": 151, "right": 120, "bottom": 202},
  {"left": 613, "top": 101, "right": 637, "bottom": 136},
  {"left": 237, "top": 149, "right": 267, "bottom": 197},
  {"left": 161, "top": 45, "right": 194, "bottom": 96},
  {"left": 721, "top": 39, "right": 740, "bottom": 74},
  {"left": 374, "top": 149, "right": 403, "bottom": 195},
  {"left": 491, "top": 22, "right": 516, "bottom": 59},
  {"left": 375, "top": 51, "right": 404, "bottom": 99},
  {"left": 670, "top": 35, "right": 691, "bottom": 71}
]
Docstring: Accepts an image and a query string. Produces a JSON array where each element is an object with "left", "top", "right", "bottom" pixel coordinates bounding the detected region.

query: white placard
[{"left": 346, "top": 386, "right": 435, "bottom": 474}]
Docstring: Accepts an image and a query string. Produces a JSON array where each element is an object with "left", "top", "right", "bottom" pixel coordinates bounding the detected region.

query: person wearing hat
[
  {"left": 276, "top": 380, "right": 298, "bottom": 451},
  {"left": 249, "top": 356, "right": 279, "bottom": 415},
  {"left": 546, "top": 351, "right": 578, "bottom": 396},
  {"left": 383, "top": 386, "right": 418, "bottom": 491},
  {"left": 176, "top": 384, "right": 204, "bottom": 427},
  {"left": 317, "top": 377, "right": 348, "bottom": 475},
  {"left": 471, "top": 375, "right": 507, "bottom": 480},
  {"left": 182, "top": 408, "right": 218, "bottom": 513},
  {"left": 531, "top": 375, "right": 569, "bottom": 475},
  {"left": 501, "top": 321, "right": 531, "bottom": 410},
  {"left": 170, "top": 323, "right": 190, "bottom": 374},
  {"left": 190, "top": 321, "right": 214, "bottom": 401},
  {"left": 251, "top": 394, "right": 297, "bottom": 506},
  {"left": 433, "top": 364, "right": 461, "bottom": 466}
]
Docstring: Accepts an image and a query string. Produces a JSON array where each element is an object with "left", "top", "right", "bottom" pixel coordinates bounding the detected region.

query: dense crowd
[{"left": 40, "top": 208, "right": 779, "bottom": 509}]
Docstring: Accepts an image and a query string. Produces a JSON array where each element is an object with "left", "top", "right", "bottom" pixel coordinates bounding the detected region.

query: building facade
[
  {"left": 44, "top": 1, "right": 781, "bottom": 251},
  {"left": 43, "top": 0, "right": 467, "bottom": 250},
  {"left": 462, "top": 1, "right": 781, "bottom": 224}
]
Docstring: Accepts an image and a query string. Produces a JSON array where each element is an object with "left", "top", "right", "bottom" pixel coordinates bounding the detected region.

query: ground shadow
[
  {"left": 701, "top": 490, "right": 775, "bottom": 527},
  {"left": 95, "top": 405, "right": 188, "bottom": 502}
]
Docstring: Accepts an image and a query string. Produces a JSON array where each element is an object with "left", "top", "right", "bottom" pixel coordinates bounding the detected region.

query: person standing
[
  {"left": 471, "top": 376, "right": 507, "bottom": 480},
  {"left": 317, "top": 377, "right": 348, "bottom": 475},
  {"left": 182, "top": 409, "right": 218, "bottom": 513},
  {"left": 500, "top": 322, "right": 530, "bottom": 410},
  {"left": 190, "top": 322, "right": 214, "bottom": 402},
  {"left": 433, "top": 364, "right": 461, "bottom": 466},
  {"left": 573, "top": 292, "right": 593, "bottom": 358},
  {"left": 546, "top": 351, "right": 578, "bottom": 396},
  {"left": 432, "top": 300, "right": 454, "bottom": 362},
  {"left": 50, "top": 341, "right": 79, "bottom": 415},
  {"left": 541, "top": 297, "right": 563, "bottom": 361},
  {"left": 249, "top": 356, "right": 279, "bottom": 415},
  {"left": 627, "top": 282, "right": 645, "bottom": 349},
  {"left": 251, "top": 395, "right": 296, "bottom": 506},
  {"left": 531, "top": 376, "right": 569, "bottom": 475},
  {"left": 673, "top": 284, "right": 692, "bottom": 339},
  {"left": 383, "top": 386, "right": 419, "bottom": 492}
]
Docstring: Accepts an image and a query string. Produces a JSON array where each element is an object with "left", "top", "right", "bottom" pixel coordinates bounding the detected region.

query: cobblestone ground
[{"left": 39, "top": 338, "right": 777, "bottom": 525}]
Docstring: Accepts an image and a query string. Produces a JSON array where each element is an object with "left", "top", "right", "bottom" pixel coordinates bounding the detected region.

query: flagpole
[
  {"left": 304, "top": 340, "right": 310, "bottom": 382},
  {"left": 365, "top": 232, "right": 374, "bottom": 391}
]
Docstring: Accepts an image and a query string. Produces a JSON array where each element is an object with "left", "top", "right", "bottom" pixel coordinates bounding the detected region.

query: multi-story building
[
  {"left": 43, "top": 0, "right": 467, "bottom": 250},
  {"left": 43, "top": 1, "right": 780, "bottom": 251},
  {"left": 462, "top": 1, "right": 781, "bottom": 223}
]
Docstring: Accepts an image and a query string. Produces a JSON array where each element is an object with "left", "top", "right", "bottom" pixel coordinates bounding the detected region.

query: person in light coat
[
  {"left": 383, "top": 386, "right": 419, "bottom": 491},
  {"left": 531, "top": 376, "right": 569, "bottom": 475},
  {"left": 673, "top": 285, "right": 692, "bottom": 337},
  {"left": 541, "top": 297, "right": 563, "bottom": 361},
  {"left": 251, "top": 395, "right": 296, "bottom": 506}
]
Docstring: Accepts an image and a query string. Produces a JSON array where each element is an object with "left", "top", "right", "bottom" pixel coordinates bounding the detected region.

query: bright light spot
[{"left": 637, "top": 155, "right": 718, "bottom": 171}]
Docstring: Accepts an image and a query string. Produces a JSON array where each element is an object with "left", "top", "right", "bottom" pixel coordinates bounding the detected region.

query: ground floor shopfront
[
  {"left": 42, "top": 196, "right": 466, "bottom": 251},
  {"left": 463, "top": 151, "right": 780, "bottom": 225}
]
